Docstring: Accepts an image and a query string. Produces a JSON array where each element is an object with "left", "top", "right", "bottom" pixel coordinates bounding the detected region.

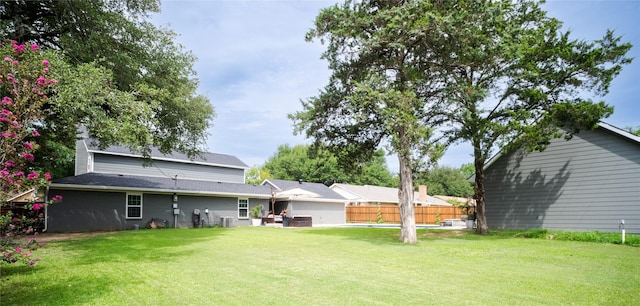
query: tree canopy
[
  {"left": 262, "top": 144, "right": 396, "bottom": 187},
  {"left": 0, "top": 0, "right": 215, "bottom": 177},
  {"left": 294, "top": 0, "right": 632, "bottom": 240},
  {"left": 414, "top": 166, "right": 473, "bottom": 198}
]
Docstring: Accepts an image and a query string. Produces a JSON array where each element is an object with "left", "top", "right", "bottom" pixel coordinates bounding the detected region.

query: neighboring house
[
  {"left": 1, "top": 188, "right": 44, "bottom": 224},
  {"left": 47, "top": 138, "right": 271, "bottom": 232},
  {"left": 329, "top": 183, "right": 452, "bottom": 206},
  {"left": 262, "top": 179, "right": 347, "bottom": 225},
  {"left": 483, "top": 122, "right": 640, "bottom": 234}
]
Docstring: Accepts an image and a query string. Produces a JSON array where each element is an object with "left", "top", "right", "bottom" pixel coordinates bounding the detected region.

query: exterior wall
[
  {"left": 74, "top": 139, "right": 90, "bottom": 176},
  {"left": 172, "top": 195, "right": 268, "bottom": 228},
  {"left": 93, "top": 154, "right": 245, "bottom": 183},
  {"left": 47, "top": 189, "right": 269, "bottom": 232},
  {"left": 484, "top": 128, "right": 640, "bottom": 233},
  {"left": 286, "top": 200, "right": 346, "bottom": 225}
]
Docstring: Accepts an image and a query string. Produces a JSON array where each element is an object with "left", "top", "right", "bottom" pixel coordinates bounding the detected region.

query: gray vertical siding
[
  {"left": 93, "top": 154, "right": 245, "bottom": 183},
  {"left": 47, "top": 189, "right": 269, "bottom": 232},
  {"left": 484, "top": 128, "right": 640, "bottom": 233}
]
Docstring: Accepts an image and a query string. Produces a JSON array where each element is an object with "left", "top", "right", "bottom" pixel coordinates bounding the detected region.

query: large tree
[
  {"left": 413, "top": 0, "right": 632, "bottom": 234},
  {"left": 0, "top": 0, "right": 215, "bottom": 177},
  {"left": 292, "top": 1, "right": 444, "bottom": 243},
  {"left": 263, "top": 144, "right": 396, "bottom": 187},
  {"left": 294, "top": 0, "right": 632, "bottom": 241}
]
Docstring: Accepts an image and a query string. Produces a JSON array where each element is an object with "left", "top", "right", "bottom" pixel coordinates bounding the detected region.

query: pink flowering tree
[{"left": 1, "top": 40, "right": 62, "bottom": 265}]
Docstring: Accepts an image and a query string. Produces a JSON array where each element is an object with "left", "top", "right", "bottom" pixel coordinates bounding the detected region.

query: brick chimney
[{"left": 418, "top": 185, "right": 427, "bottom": 203}]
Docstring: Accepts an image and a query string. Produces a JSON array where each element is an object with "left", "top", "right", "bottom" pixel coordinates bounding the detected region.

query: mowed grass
[{"left": 1, "top": 227, "right": 639, "bottom": 305}]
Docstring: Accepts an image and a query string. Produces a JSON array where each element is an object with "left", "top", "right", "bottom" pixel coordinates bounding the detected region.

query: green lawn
[{"left": 1, "top": 227, "right": 638, "bottom": 305}]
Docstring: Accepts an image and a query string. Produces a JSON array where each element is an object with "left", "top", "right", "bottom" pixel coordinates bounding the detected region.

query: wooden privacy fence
[{"left": 346, "top": 205, "right": 465, "bottom": 224}]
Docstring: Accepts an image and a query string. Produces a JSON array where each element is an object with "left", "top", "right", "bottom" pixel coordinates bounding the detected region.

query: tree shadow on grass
[
  {"left": 301, "top": 227, "right": 537, "bottom": 246},
  {"left": 52, "top": 228, "right": 227, "bottom": 266},
  {"left": 300, "top": 227, "right": 406, "bottom": 246},
  {"left": 65, "top": 228, "right": 226, "bottom": 264},
  {"left": 1, "top": 269, "right": 122, "bottom": 305},
  {"left": 1, "top": 228, "right": 229, "bottom": 305}
]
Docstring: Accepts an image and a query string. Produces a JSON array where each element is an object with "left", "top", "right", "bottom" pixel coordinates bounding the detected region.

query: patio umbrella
[{"left": 276, "top": 187, "right": 320, "bottom": 199}]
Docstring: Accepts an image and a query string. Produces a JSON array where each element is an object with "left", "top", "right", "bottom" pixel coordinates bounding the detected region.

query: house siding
[
  {"left": 286, "top": 200, "right": 346, "bottom": 225},
  {"left": 74, "top": 139, "right": 89, "bottom": 176},
  {"left": 484, "top": 128, "right": 640, "bottom": 234},
  {"left": 47, "top": 189, "right": 269, "bottom": 232},
  {"left": 93, "top": 154, "right": 245, "bottom": 183}
]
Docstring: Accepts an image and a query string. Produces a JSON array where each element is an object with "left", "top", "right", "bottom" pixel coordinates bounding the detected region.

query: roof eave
[{"left": 48, "top": 183, "right": 271, "bottom": 199}]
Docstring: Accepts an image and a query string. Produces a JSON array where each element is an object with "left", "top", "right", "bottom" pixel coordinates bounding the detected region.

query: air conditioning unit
[{"left": 219, "top": 217, "right": 233, "bottom": 228}]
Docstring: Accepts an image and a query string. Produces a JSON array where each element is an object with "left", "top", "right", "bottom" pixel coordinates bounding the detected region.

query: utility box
[{"left": 220, "top": 217, "right": 233, "bottom": 228}]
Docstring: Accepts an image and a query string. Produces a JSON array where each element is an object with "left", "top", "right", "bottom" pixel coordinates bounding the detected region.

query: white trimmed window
[
  {"left": 126, "top": 193, "right": 143, "bottom": 219},
  {"left": 238, "top": 198, "right": 248, "bottom": 219}
]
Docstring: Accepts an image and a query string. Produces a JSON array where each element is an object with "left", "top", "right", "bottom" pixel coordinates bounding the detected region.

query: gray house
[
  {"left": 47, "top": 138, "right": 271, "bottom": 232},
  {"left": 483, "top": 122, "right": 640, "bottom": 234},
  {"left": 46, "top": 138, "right": 349, "bottom": 232}
]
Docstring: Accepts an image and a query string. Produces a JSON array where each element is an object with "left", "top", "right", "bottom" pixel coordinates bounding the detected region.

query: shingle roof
[
  {"left": 51, "top": 173, "right": 271, "bottom": 197},
  {"left": 263, "top": 179, "right": 346, "bottom": 200},
  {"left": 330, "top": 183, "right": 451, "bottom": 206},
  {"left": 83, "top": 138, "right": 248, "bottom": 169}
]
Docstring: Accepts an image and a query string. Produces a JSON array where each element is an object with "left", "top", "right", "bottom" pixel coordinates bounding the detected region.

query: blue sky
[{"left": 152, "top": 0, "right": 639, "bottom": 172}]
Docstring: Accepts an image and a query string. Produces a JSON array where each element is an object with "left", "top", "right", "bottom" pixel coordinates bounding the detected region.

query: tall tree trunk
[
  {"left": 397, "top": 151, "right": 417, "bottom": 243},
  {"left": 473, "top": 144, "right": 488, "bottom": 234}
]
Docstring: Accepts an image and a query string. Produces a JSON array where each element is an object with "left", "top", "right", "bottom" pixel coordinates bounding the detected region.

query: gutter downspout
[{"left": 43, "top": 185, "right": 49, "bottom": 232}]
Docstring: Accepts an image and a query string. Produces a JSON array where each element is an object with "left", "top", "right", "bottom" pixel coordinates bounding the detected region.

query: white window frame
[
  {"left": 126, "top": 193, "right": 143, "bottom": 219},
  {"left": 238, "top": 198, "right": 249, "bottom": 219}
]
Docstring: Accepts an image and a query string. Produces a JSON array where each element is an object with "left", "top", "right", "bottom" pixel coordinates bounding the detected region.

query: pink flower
[
  {"left": 24, "top": 142, "right": 33, "bottom": 150},
  {"left": 42, "top": 59, "right": 50, "bottom": 67},
  {"left": 22, "top": 153, "right": 35, "bottom": 161},
  {"left": 1, "top": 132, "right": 17, "bottom": 138},
  {"left": 32, "top": 130, "right": 40, "bottom": 137},
  {"left": 32, "top": 204, "right": 41, "bottom": 211},
  {"left": 2, "top": 96, "right": 13, "bottom": 105},
  {"left": 3, "top": 56, "right": 11, "bottom": 62},
  {"left": 15, "top": 247, "right": 22, "bottom": 253},
  {"left": 43, "top": 67, "right": 49, "bottom": 73},
  {"left": 52, "top": 195, "right": 63, "bottom": 201},
  {"left": 29, "top": 260, "right": 35, "bottom": 265},
  {"left": 13, "top": 44, "right": 25, "bottom": 53},
  {"left": 6, "top": 73, "right": 14, "bottom": 81},
  {"left": 48, "top": 79, "right": 58, "bottom": 85},
  {"left": 37, "top": 76, "right": 47, "bottom": 87},
  {"left": 44, "top": 172, "right": 51, "bottom": 180},
  {"left": 27, "top": 172, "right": 39, "bottom": 180},
  {"left": 4, "top": 160, "right": 15, "bottom": 167},
  {"left": 31, "top": 44, "right": 39, "bottom": 50}
]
